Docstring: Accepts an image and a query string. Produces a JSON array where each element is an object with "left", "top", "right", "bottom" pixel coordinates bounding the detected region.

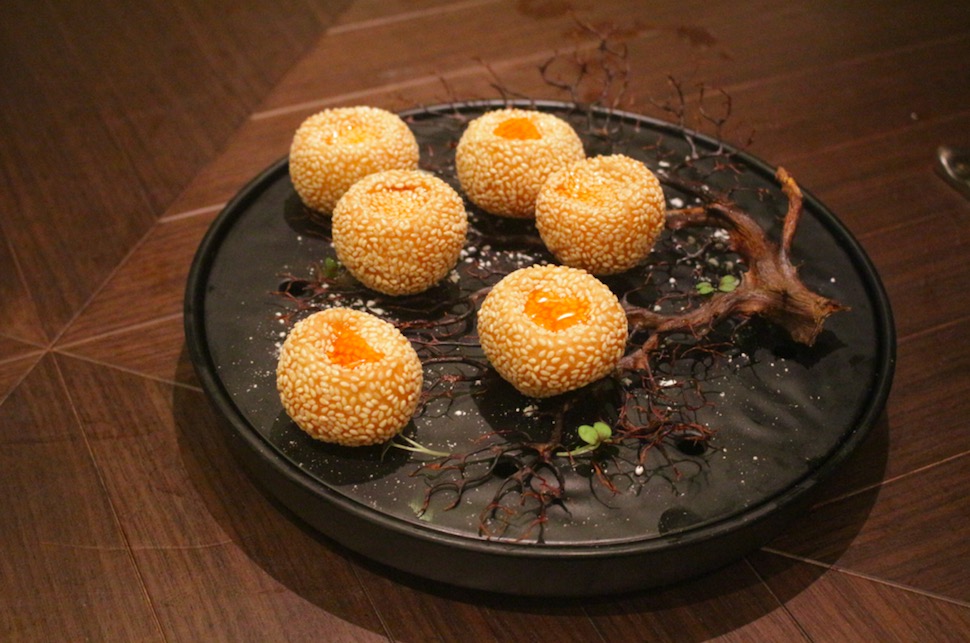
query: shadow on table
[
  {"left": 172, "top": 355, "right": 394, "bottom": 634},
  {"left": 172, "top": 345, "right": 887, "bottom": 640}
]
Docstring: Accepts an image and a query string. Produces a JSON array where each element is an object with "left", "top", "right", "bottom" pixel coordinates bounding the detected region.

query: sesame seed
[
  {"left": 455, "top": 109, "right": 585, "bottom": 218},
  {"left": 289, "top": 106, "right": 419, "bottom": 214},
  {"left": 332, "top": 169, "right": 468, "bottom": 296},
  {"left": 477, "top": 265, "right": 628, "bottom": 398},
  {"left": 276, "top": 308, "right": 423, "bottom": 446},
  {"left": 535, "top": 154, "right": 666, "bottom": 275}
]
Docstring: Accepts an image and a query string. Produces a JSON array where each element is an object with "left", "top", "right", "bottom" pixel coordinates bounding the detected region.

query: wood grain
[
  {"left": 0, "top": 352, "right": 42, "bottom": 407},
  {"left": 4, "top": 0, "right": 970, "bottom": 638},
  {"left": 53, "top": 353, "right": 389, "bottom": 640},
  {"left": 351, "top": 562, "right": 607, "bottom": 642},
  {"left": 750, "top": 551, "right": 970, "bottom": 639},
  {"left": 765, "top": 453, "right": 970, "bottom": 602},
  {"left": 0, "top": 232, "right": 48, "bottom": 346},
  {"left": 56, "top": 212, "right": 217, "bottom": 346},
  {"left": 583, "top": 560, "right": 809, "bottom": 641},
  {"left": 881, "top": 319, "right": 970, "bottom": 477},
  {"left": 0, "top": 0, "right": 347, "bottom": 342},
  {"left": 0, "top": 355, "right": 162, "bottom": 639},
  {"left": 56, "top": 315, "right": 198, "bottom": 388},
  {"left": 0, "top": 335, "right": 43, "bottom": 365}
]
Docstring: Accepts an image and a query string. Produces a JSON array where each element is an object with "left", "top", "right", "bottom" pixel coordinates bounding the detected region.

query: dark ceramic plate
[{"left": 184, "top": 100, "right": 895, "bottom": 595}]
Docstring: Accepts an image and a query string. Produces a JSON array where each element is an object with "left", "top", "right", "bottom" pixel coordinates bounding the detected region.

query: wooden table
[{"left": 3, "top": 0, "right": 969, "bottom": 639}]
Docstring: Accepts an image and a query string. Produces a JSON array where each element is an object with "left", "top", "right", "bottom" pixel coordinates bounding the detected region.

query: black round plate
[{"left": 184, "top": 100, "right": 895, "bottom": 595}]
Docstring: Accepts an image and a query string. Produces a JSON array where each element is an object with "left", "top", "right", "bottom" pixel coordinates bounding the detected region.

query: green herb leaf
[
  {"left": 592, "top": 421, "right": 612, "bottom": 441},
  {"left": 323, "top": 256, "right": 340, "bottom": 278},
  {"left": 696, "top": 281, "right": 715, "bottom": 295},
  {"left": 719, "top": 274, "right": 739, "bottom": 292},
  {"left": 577, "top": 424, "right": 599, "bottom": 445}
]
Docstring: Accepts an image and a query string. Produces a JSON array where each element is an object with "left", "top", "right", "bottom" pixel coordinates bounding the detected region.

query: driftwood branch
[{"left": 620, "top": 168, "right": 846, "bottom": 371}]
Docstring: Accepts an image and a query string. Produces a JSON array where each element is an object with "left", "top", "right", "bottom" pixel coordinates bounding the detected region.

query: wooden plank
[
  {"left": 0, "top": 335, "right": 43, "bottom": 364},
  {"left": 56, "top": 315, "right": 199, "bottom": 389},
  {"left": 0, "top": 352, "right": 42, "bottom": 407},
  {"left": 0, "top": 230, "right": 49, "bottom": 346},
  {"left": 258, "top": 0, "right": 970, "bottom": 115},
  {"left": 0, "top": 0, "right": 347, "bottom": 341},
  {"left": 583, "top": 559, "right": 808, "bottom": 641},
  {"left": 165, "top": 7, "right": 970, "bottom": 220},
  {"left": 862, "top": 209, "right": 970, "bottom": 339},
  {"left": 54, "top": 354, "right": 388, "bottom": 640},
  {"left": 880, "top": 319, "right": 970, "bottom": 477},
  {"left": 750, "top": 551, "right": 970, "bottom": 639},
  {"left": 765, "top": 453, "right": 970, "bottom": 603},
  {"left": 332, "top": 0, "right": 502, "bottom": 30},
  {"left": 353, "top": 563, "right": 604, "bottom": 642},
  {"left": 56, "top": 213, "right": 216, "bottom": 346},
  {"left": 0, "top": 355, "right": 163, "bottom": 640}
]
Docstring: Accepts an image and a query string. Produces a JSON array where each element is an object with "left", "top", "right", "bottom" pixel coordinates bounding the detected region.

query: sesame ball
[
  {"left": 455, "top": 108, "right": 585, "bottom": 218},
  {"left": 477, "top": 265, "right": 628, "bottom": 398},
  {"left": 289, "top": 106, "right": 419, "bottom": 214},
  {"left": 535, "top": 154, "right": 666, "bottom": 275},
  {"left": 332, "top": 169, "right": 468, "bottom": 296},
  {"left": 276, "top": 308, "right": 424, "bottom": 446}
]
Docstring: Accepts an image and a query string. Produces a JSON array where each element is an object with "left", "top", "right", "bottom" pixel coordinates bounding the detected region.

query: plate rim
[{"left": 183, "top": 99, "right": 896, "bottom": 563}]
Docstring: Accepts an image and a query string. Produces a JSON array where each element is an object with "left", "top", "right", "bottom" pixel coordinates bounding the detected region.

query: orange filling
[
  {"left": 556, "top": 174, "right": 607, "bottom": 204},
  {"left": 324, "top": 122, "right": 375, "bottom": 145},
  {"left": 524, "top": 289, "right": 590, "bottom": 332},
  {"left": 327, "top": 321, "right": 384, "bottom": 367},
  {"left": 493, "top": 117, "right": 541, "bottom": 140}
]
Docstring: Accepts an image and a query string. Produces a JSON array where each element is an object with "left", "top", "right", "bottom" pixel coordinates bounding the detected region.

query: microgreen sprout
[
  {"left": 558, "top": 421, "right": 612, "bottom": 457},
  {"left": 321, "top": 256, "right": 341, "bottom": 279},
  {"left": 387, "top": 434, "right": 451, "bottom": 459},
  {"left": 696, "top": 274, "right": 739, "bottom": 295}
]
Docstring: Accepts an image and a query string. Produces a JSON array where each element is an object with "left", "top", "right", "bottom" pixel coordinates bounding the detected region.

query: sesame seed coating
[
  {"left": 332, "top": 170, "right": 468, "bottom": 296},
  {"left": 535, "top": 154, "right": 666, "bottom": 275},
  {"left": 289, "top": 106, "right": 419, "bottom": 214},
  {"left": 477, "top": 265, "right": 628, "bottom": 398},
  {"left": 276, "top": 308, "right": 423, "bottom": 446},
  {"left": 455, "top": 109, "right": 585, "bottom": 218}
]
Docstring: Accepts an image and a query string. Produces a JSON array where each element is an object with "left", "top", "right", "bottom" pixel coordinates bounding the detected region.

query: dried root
[{"left": 621, "top": 168, "right": 847, "bottom": 370}]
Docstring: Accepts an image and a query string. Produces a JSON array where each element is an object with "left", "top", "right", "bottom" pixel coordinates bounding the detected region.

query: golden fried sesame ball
[
  {"left": 332, "top": 169, "right": 468, "bottom": 296},
  {"left": 477, "top": 265, "right": 628, "bottom": 398},
  {"left": 535, "top": 154, "right": 666, "bottom": 275},
  {"left": 276, "top": 308, "right": 424, "bottom": 446},
  {"left": 455, "top": 108, "right": 585, "bottom": 218},
  {"left": 289, "top": 106, "right": 419, "bottom": 214}
]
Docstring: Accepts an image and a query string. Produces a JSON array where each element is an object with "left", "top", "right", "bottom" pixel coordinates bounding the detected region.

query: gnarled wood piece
[{"left": 621, "top": 168, "right": 846, "bottom": 371}]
